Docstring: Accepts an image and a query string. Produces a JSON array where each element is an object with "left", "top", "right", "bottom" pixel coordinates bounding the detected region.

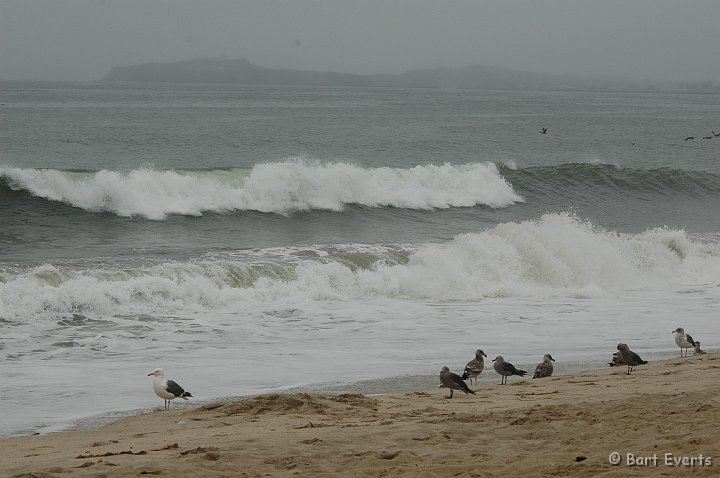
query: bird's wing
[
  {"left": 450, "top": 372, "right": 467, "bottom": 387},
  {"left": 534, "top": 363, "right": 550, "bottom": 377},
  {"left": 502, "top": 362, "right": 520, "bottom": 374},
  {"left": 685, "top": 333, "right": 696, "bottom": 346},
  {"left": 165, "top": 380, "right": 186, "bottom": 397},
  {"left": 465, "top": 359, "right": 483, "bottom": 372},
  {"left": 631, "top": 352, "right": 646, "bottom": 364}
]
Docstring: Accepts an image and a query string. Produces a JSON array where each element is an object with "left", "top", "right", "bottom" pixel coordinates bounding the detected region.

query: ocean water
[{"left": 1, "top": 81, "right": 719, "bottom": 436}]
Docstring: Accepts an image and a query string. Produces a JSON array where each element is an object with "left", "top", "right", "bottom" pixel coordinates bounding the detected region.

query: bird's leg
[{"left": 445, "top": 389, "right": 454, "bottom": 399}]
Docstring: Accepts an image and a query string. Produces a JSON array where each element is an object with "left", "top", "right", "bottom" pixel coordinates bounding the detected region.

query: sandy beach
[{"left": 3, "top": 353, "right": 718, "bottom": 477}]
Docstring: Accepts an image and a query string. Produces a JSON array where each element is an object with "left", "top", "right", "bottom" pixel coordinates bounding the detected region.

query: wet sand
[{"left": 2, "top": 353, "right": 718, "bottom": 477}]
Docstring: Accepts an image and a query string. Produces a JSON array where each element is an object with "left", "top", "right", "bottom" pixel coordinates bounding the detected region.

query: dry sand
[{"left": 2, "top": 353, "right": 719, "bottom": 477}]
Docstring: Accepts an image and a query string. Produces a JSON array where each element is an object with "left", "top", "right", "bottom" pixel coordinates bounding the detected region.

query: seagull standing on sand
[
  {"left": 439, "top": 366, "right": 476, "bottom": 399},
  {"left": 616, "top": 344, "right": 647, "bottom": 375},
  {"left": 147, "top": 368, "right": 193, "bottom": 410},
  {"left": 461, "top": 349, "right": 487, "bottom": 386},
  {"left": 533, "top": 354, "right": 555, "bottom": 378},
  {"left": 492, "top": 356, "right": 528, "bottom": 384},
  {"left": 673, "top": 327, "right": 697, "bottom": 357},
  {"left": 693, "top": 342, "right": 707, "bottom": 355}
]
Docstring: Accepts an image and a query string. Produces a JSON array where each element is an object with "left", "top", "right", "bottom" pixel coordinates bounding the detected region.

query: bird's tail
[
  {"left": 461, "top": 368, "right": 469, "bottom": 380},
  {"left": 464, "top": 385, "right": 476, "bottom": 395},
  {"left": 517, "top": 370, "right": 528, "bottom": 377},
  {"left": 639, "top": 360, "right": 648, "bottom": 365},
  {"left": 181, "top": 392, "right": 193, "bottom": 399}
]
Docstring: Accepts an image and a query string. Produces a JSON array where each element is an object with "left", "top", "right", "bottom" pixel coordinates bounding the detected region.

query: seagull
[
  {"left": 540, "top": 127, "right": 548, "bottom": 134},
  {"left": 673, "top": 327, "right": 697, "bottom": 357},
  {"left": 439, "top": 366, "right": 476, "bottom": 399},
  {"left": 147, "top": 368, "right": 192, "bottom": 410},
  {"left": 693, "top": 342, "right": 707, "bottom": 355},
  {"left": 684, "top": 136, "right": 696, "bottom": 141},
  {"left": 532, "top": 354, "right": 555, "bottom": 378},
  {"left": 461, "top": 349, "right": 487, "bottom": 386},
  {"left": 616, "top": 343, "right": 647, "bottom": 375},
  {"left": 608, "top": 350, "right": 623, "bottom": 367},
  {"left": 492, "top": 356, "right": 528, "bottom": 384}
]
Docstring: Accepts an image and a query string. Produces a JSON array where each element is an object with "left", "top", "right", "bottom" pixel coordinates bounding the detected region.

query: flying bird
[
  {"left": 540, "top": 127, "right": 548, "bottom": 134},
  {"left": 147, "top": 368, "right": 193, "bottom": 410},
  {"left": 532, "top": 354, "right": 555, "bottom": 378},
  {"left": 492, "top": 356, "right": 528, "bottom": 384},
  {"left": 461, "top": 349, "right": 487, "bottom": 385},
  {"left": 684, "top": 136, "right": 696, "bottom": 141},
  {"left": 439, "top": 366, "right": 476, "bottom": 399},
  {"left": 673, "top": 327, "right": 697, "bottom": 357}
]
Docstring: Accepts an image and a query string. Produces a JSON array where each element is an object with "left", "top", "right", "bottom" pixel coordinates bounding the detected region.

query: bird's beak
[
  {"left": 492, "top": 358, "right": 497, "bottom": 362},
  {"left": 147, "top": 372, "right": 154, "bottom": 376},
  {"left": 483, "top": 353, "right": 487, "bottom": 357},
  {"left": 551, "top": 358, "right": 555, "bottom": 361}
]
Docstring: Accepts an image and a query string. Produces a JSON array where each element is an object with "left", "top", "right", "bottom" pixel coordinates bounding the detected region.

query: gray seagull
[
  {"left": 461, "top": 349, "right": 487, "bottom": 385},
  {"left": 616, "top": 344, "right": 647, "bottom": 375},
  {"left": 533, "top": 354, "right": 555, "bottom": 378},
  {"left": 492, "top": 356, "right": 528, "bottom": 384},
  {"left": 439, "top": 366, "right": 476, "bottom": 399},
  {"left": 673, "top": 327, "right": 697, "bottom": 357}
]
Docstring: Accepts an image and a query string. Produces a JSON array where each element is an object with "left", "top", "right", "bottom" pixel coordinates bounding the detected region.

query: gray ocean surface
[{"left": 1, "top": 81, "right": 719, "bottom": 436}]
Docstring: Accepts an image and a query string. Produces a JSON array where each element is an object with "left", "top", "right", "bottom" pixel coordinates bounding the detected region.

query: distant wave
[
  {"left": 2, "top": 213, "right": 719, "bottom": 321},
  {"left": 501, "top": 163, "right": 720, "bottom": 197},
  {"left": 3, "top": 162, "right": 719, "bottom": 220},
  {"left": 0, "top": 161, "right": 522, "bottom": 219}
]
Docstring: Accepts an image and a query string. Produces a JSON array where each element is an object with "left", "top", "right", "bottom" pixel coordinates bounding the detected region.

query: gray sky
[{"left": 1, "top": 0, "right": 719, "bottom": 82}]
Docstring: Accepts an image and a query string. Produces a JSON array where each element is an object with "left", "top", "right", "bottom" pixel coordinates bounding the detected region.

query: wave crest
[{"left": 0, "top": 160, "right": 522, "bottom": 219}]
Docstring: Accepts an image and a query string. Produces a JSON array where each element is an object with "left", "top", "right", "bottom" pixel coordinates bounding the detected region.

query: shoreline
[
  {"left": 2, "top": 353, "right": 718, "bottom": 477},
  {"left": 4, "top": 350, "right": 687, "bottom": 438}
]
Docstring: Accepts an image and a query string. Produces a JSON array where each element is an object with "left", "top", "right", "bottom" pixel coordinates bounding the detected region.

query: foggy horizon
[{"left": 2, "top": 0, "right": 720, "bottom": 84}]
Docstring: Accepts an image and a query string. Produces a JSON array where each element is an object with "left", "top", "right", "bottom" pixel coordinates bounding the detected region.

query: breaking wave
[
  {"left": 0, "top": 160, "right": 522, "bottom": 219},
  {"left": 2, "top": 214, "right": 718, "bottom": 321}
]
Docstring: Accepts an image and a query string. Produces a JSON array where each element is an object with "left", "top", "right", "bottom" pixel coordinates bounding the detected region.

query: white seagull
[
  {"left": 147, "top": 368, "right": 192, "bottom": 410},
  {"left": 672, "top": 327, "right": 697, "bottom": 357}
]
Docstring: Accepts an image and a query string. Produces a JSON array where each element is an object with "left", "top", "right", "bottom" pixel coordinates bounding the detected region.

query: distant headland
[{"left": 103, "top": 58, "right": 719, "bottom": 93}]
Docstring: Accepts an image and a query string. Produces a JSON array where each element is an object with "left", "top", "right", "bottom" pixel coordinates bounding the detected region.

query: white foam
[
  {"left": 0, "top": 160, "right": 522, "bottom": 219},
  {"left": 2, "top": 214, "right": 718, "bottom": 321}
]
